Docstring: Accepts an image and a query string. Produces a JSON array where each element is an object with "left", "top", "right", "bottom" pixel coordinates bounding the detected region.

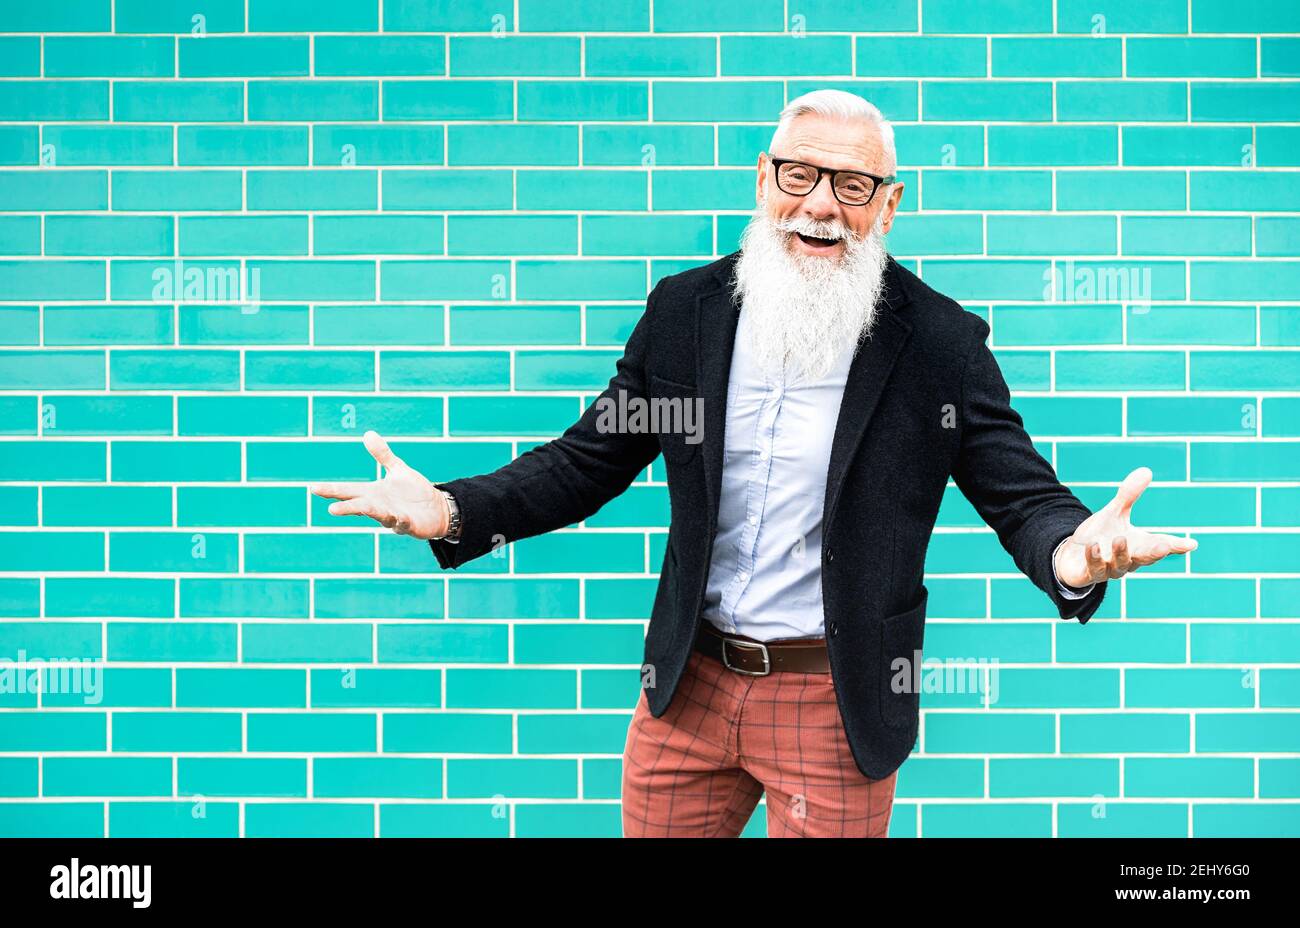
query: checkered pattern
[{"left": 621, "top": 645, "right": 898, "bottom": 837}]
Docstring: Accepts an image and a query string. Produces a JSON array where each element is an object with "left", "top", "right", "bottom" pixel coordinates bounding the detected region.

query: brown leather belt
[{"left": 694, "top": 621, "right": 831, "bottom": 675}]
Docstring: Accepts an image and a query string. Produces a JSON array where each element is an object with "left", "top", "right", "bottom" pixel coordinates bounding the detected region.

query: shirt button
[
  {"left": 738, "top": 572, "right": 748, "bottom": 583},
  {"left": 747, "top": 515, "right": 757, "bottom": 525},
  {"left": 758, "top": 450, "right": 769, "bottom": 460}
]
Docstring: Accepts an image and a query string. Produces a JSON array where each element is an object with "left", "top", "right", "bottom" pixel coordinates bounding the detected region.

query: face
[{"left": 755, "top": 112, "right": 905, "bottom": 261}]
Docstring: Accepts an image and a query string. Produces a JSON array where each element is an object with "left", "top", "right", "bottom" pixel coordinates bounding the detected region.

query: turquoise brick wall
[{"left": 1, "top": 0, "right": 1298, "bottom": 838}]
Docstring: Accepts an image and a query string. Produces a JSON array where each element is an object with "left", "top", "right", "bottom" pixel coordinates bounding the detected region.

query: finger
[
  {"left": 310, "top": 481, "right": 374, "bottom": 500},
  {"left": 1110, "top": 466, "right": 1153, "bottom": 517},
  {"left": 364, "top": 430, "right": 404, "bottom": 472},
  {"left": 327, "top": 496, "right": 387, "bottom": 520},
  {"left": 1111, "top": 534, "right": 1132, "bottom": 578},
  {"left": 1085, "top": 540, "right": 1109, "bottom": 583},
  {"left": 1146, "top": 532, "right": 1198, "bottom": 554}
]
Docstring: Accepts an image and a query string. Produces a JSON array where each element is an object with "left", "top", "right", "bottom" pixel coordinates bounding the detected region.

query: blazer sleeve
[
  {"left": 950, "top": 316, "right": 1107, "bottom": 624},
  {"left": 426, "top": 281, "right": 665, "bottom": 570}
]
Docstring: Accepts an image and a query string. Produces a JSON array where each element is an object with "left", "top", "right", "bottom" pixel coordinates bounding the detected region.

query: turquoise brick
[
  {"left": 246, "top": 440, "right": 375, "bottom": 481},
  {"left": 992, "top": 38, "right": 1121, "bottom": 77},
  {"left": 180, "top": 578, "right": 308, "bottom": 618},
  {"left": 922, "top": 0, "right": 1052, "bottom": 33},
  {"left": 384, "top": 168, "right": 513, "bottom": 209},
  {"left": 447, "top": 393, "right": 575, "bottom": 435},
  {"left": 582, "top": 214, "right": 714, "bottom": 256},
  {"left": 111, "top": 171, "right": 242, "bottom": 211},
  {"left": 115, "top": 0, "right": 245, "bottom": 32},
  {"left": 1128, "top": 577, "right": 1256, "bottom": 618},
  {"left": 0, "top": 1, "right": 110, "bottom": 31},
  {"left": 990, "top": 758, "right": 1120, "bottom": 797},
  {"left": 41, "top": 126, "right": 173, "bottom": 167},
  {"left": 315, "top": 36, "right": 445, "bottom": 76},
  {"left": 44, "top": 36, "right": 174, "bottom": 77},
  {"left": 519, "top": 80, "right": 648, "bottom": 121},
  {"left": 248, "top": 0, "right": 378, "bottom": 31},
  {"left": 447, "top": 670, "right": 576, "bottom": 709},
  {"left": 653, "top": 81, "right": 784, "bottom": 122},
  {"left": 0, "top": 804, "right": 103, "bottom": 838},
  {"left": 923, "top": 171, "right": 1052, "bottom": 211},
  {"left": 179, "top": 758, "right": 307, "bottom": 797},
  {"left": 179, "top": 216, "right": 307, "bottom": 256},
  {"left": 586, "top": 37, "right": 714, "bottom": 77},
  {"left": 46, "top": 578, "right": 174, "bottom": 618},
  {"left": 109, "top": 531, "right": 238, "bottom": 573},
  {"left": 449, "top": 306, "right": 579, "bottom": 345},
  {"left": 178, "top": 305, "right": 309, "bottom": 345},
  {"left": 1127, "top": 305, "right": 1256, "bottom": 346},
  {"left": 1058, "top": 0, "right": 1186, "bottom": 32},
  {"left": 113, "top": 82, "right": 243, "bottom": 122},
  {"left": 922, "top": 82, "right": 1054, "bottom": 121},
  {"left": 987, "top": 216, "right": 1116, "bottom": 255},
  {"left": 926, "top": 713, "right": 1055, "bottom": 754},
  {"left": 721, "top": 36, "right": 851, "bottom": 76},
  {"left": 45, "top": 758, "right": 172, "bottom": 797},
  {"left": 450, "top": 36, "right": 579, "bottom": 77},
  {"left": 1122, "top": 126, "right": 1254, "bottom": 167},
  {"left": 0, "top": 260, "right": 104, "bottom": 300},
  {"left": 0, "top": 126, "right": 38, "bottom": 164},
  {"left": 1128, "top": 397, "right": 1257, "bottom": 436},
  {"left": 991, "top": 306, "right": 1122, "bottom": 346},
  {"left": 244, "top": 533, "right": 374, "bottom": 573},
  {"left": 313, "top": 125, "right": 444, "bottom": 166},
  {"left": 109, "top": 350, "right": 240, "bottom": 390},
  {"left": 1059, "top": 804, "right": 1188, "bottom": 837},
  {"left": 179, "top": 36, "right": 308, "bottom": 77},
  {"left": 1191, "top": 352, "right": 1300, "bottom": 391},
  {"left": 110, "top": 440, "right": 241, "bottom": 482},
  {"left": 244, "top": 350, "right": 374, "bottom": 391},
  {"left": 115, "top": 712, "right": 241, "bottom": 752},
  {"left": 0, "top": 444, "right": 105, "bottom": 482},
  {"left": 448, "top": 125, "right": 577, "bottom": 166},
  {"left": 1262, "top": 37, "right": 1300, "bottom": 76},
  {"left": 383, "top": 713, "right": 510, "bottom": 753},
  {"left": 1192, "top": 442, "right": 1300, "bottom": 481},
  {"left": 854, "top": 36, "right": 984, "bottom": 77},
  {"left": 1262, "top": 488, "right": 1300, "bottom": 525},
  {"left": 0, "top": 486, "right": 37, "bottom": 522},
  {"left": 1193, "top": 82, "right": 1300, "bottom": 122},
  {"left": 178, "top": 396, "right": 308, "bottom": 436},
  {"left": 249, "top": 80, "right": 378, "bottom": 121},
  {"left": 587, "top": 122, "right": 712, "bottom": 165},
  {"left": 1059, "top": 81, "right": 1188, "bottom": 121},
  {"left": 520, "top": 169, "right": 646, "bottom": 210},
  {"left": 448, "top": 215, "right": 576, "bottom": 255},
  {"left": 1058, "top": 170, "right": 1188, "bottom": 210},
  {"left": 1122, "top": 217, "right": 1252, "bottom": 257},
  {"left": 249, "top": 260, "right": 376, "bottom": 300},
  {"left": 384, "top": 80, "right": 513, "bottom": 120},
  {"left": 109, "top": 800, "right": 236, "bottom": 837},
  {"left": 380, "top": 261, "right": 512, "bottom": 301},
  {"left": 178, "top": 126, "right": 308, "bottom": 166},
  {"left": 919, "top": 261, "right": 1051, "bottom": 301},
  {"left": 1191, "top": 171, "right": 1300, "bottom": 211},
  {"left": 1258, "top": 129, "right": 1300, "bottom": 168},
  {"left": 447, "top": 758, "right": 577, "bottom": 799},
  {"left": 44, "top": 486, "right": 172, "bottom": 526},
  {"left": 518, "top": 713, "right": 631, "bottom": 753},
  {"left": 1259, "top": 218, "right": 1300, "bottom": 257},
  {"left": 46, "top": 216, "right": 172, "bottom": 256},
  {"left": 378, "top": 624, "right": 509, "bottom": 663},
  {"left": 315, "top": 578, "right": 443, "bottom": 619},
  {"left": 0, "top": 81, "right": 108, "bottom": 120},
  {"left": 310, "top": 669, "right": 441, "bottom": 708},
  {"left": 882, "top": 214, "right": 983, "bottom": 256},
  {"left": 314, "top": 305, "right": 444, "bottom": 346},
  {"left": 0, "top": 714, "right": 104, "bottom": 751},
  {"left": 177, "top": 487, "right": 307, "bottom": 527},
  {"left": 1192, "top": 261, "right": 1300, "bottom": 301},
  {"left": 0, "top": 217, "right": 39, "bottom": 254},
  {"left": 1264, "top": 398, "right": 1300, "bottom": 437},
  {"left": 1056, "top": 441, "right": 1188, "bottom": 481},
  {"left": 448, "top": 579, "right": 579, "bottom": 619},
  {"left": 312, "top": 395, "right": 444, "bottom": 436},
  {"left": 380, "top": 804, "right": 509, "bottom": 837},
  {"left": 243, "top": 623, "right": 372, "bottom": 663},
  {"left": 989, "top": 126, "right": 1118, "bottom": 167},
  {"left": 315, "top": 758, "right": 442, "bottom": 799},
  {"left": 177, "top": 669, "right": 305, "bottom": 708},
  {"left": 0, "top": 170, "right": 105, "bottom": 209},
  {"left": 0, "top": 39, "right": 39, "bottom": 75},
  {"left": 518, "top": 0, "right": 647, "bottom": 31},
  {"left": 247, "top": 170, "right": 377, "bottom": 210},
  {"left": 317, "top": 214, "right": 444, "bottom": 257},
  {"left": 0, "top": 618, "right": 99, "bottom": 657},
  {"left": 1128, "top": 38, "right": 1257, "bottom": 77},
  {"left": 45, "top": 392, "right": 172, "bottom": 431}
]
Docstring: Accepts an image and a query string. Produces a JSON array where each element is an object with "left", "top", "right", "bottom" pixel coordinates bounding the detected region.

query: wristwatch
[{"left": 439, "top": 489, "right": 462, "bottom": 542}]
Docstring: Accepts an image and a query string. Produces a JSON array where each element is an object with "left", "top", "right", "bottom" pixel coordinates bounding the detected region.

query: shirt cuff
[{"left": 1053, "top": 537, "right": 1095, "bottom": 600}]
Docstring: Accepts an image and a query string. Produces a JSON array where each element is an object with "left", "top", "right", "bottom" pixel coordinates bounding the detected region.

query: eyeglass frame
[{"left": 765, "top": 152, "right": 897, "bottom": 207}]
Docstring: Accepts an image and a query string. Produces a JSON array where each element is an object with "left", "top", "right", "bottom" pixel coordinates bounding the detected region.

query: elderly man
[{"left": 310, "top": 89, "right": 1197, "bottom": 838}]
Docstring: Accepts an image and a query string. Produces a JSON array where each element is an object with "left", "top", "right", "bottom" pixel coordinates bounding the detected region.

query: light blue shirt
[{"left": 701, "top": 304, "right": 1093, "bottom": 642}]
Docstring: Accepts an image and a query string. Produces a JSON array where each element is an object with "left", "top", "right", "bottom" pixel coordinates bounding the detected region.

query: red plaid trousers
[{"left": 621, "top": 644, "right": 899, "bottom": 837}]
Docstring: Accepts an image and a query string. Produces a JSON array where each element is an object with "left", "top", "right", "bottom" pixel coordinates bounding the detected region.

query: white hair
[{"left": 768, "top": 89, "right": 897, "bottom": 175}]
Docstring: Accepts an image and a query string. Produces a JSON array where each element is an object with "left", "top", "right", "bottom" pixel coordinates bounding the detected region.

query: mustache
[{"left": 771, "top": 215, "right": 860, "bottom": 244}]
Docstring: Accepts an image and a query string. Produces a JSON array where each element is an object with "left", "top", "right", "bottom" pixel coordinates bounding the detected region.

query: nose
[{"left": 801, "top": 173, "right": 841, "bottom": 216}]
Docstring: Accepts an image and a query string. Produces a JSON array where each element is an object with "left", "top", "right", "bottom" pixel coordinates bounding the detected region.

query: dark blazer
[{"left": 429, "top": 250, "right": 1107, "bottom": 780}]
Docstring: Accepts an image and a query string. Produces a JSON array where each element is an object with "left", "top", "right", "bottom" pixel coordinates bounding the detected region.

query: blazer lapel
[{"left": 692, "top": 250, "right": 915, "bottom": 540}]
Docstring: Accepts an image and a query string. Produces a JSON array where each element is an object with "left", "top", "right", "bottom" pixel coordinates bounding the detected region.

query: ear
[
  {"left": 878, "top": 182, "right": 905, "bottom": 234},
  {"left": 755, "top": 151, "right": 768, "bottom": 207}
]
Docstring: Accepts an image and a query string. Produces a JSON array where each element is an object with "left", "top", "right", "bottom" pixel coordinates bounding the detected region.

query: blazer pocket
[
  {"left": 879, "top": 585, "right": 929, "bottom": 730},
  {"left": 648, "top": 373, "right": 702, "bottom": 465}
]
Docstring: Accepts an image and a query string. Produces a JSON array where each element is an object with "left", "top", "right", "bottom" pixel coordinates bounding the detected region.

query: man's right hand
[{"left": 309, "top": 430, "right": 451, "bottom": 540}]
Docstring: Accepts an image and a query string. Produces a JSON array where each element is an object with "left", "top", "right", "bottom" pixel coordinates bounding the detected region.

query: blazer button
[
  {"left": 828, "top": 622, "right": 839, "bottom": 637},
  {"left": 826, "top": 547, "right": 834, "bottom": 562}
]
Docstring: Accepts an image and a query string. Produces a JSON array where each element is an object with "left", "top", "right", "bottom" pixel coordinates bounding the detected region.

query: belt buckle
[{"left": 720, "top": 637, "right": 771, "bottom": 676}]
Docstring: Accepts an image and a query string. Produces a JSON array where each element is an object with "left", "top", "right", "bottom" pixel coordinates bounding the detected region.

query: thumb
[
  {"left": 1111, "top": 466, "right": 1152, "bottom": 517},
  {"left": 363, "top": 430, "right": 403, "bottom": 471}
]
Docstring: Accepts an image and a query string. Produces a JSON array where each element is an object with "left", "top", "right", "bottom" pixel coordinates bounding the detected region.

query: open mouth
[{"left": 794, "top": 231, "right": 841, "bottom": 250}]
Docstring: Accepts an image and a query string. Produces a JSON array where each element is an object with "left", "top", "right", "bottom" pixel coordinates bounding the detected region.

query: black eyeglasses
[{"left": 767, "top": 153, "right": 896, "bottom": 207}]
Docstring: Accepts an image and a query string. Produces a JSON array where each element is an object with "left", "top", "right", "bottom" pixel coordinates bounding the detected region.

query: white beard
[{"left": 728, "top": 202, "right": 890, "bottom": 384}]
